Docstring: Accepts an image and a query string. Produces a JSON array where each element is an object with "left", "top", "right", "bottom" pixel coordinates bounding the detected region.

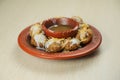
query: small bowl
[{"left": 42, "top": 17, "right": 79, "bottom": 38}]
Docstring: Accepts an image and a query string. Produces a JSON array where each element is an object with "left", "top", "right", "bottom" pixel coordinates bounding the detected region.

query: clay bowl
[{"left": 42, "top": 17, "right": 79, "bottom": 38}]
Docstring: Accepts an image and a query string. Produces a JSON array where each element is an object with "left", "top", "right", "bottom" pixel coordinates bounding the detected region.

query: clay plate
[{"left": 18, "top": 25, "right": 102, "bottom": 60}]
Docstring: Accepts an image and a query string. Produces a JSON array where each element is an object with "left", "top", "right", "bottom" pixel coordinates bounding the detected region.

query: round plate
[{"left": 18, "top": 25, "right": 102, "bottom": 60}]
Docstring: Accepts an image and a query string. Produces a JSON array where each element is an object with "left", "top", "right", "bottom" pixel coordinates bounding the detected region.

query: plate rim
[{"left": 18, "top": 24, "right": 102, "bottom": 60}]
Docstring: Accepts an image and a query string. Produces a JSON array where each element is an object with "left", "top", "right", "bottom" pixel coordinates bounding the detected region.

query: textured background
[{"left": 0, "top": 0, "right": 120, "bottom": 80}]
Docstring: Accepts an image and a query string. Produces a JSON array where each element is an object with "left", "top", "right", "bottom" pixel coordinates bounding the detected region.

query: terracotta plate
[{"left": 18, "top": 25, "right": 102, "bottom": 60}]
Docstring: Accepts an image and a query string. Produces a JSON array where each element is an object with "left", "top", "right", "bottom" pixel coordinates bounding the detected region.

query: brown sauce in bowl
[{"left": 49, "top": 25, "right": 72, "bottom": 32}]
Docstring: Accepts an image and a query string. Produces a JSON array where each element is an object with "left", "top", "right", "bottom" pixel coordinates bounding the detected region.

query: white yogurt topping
[
  {"left": 30, "top": 24, "right": 41, "bottom": 36},
  {"left": 70, "top": 38, "right": 80, "bottom": 46},
  {"left": 34, "top": 33, "right": 47, "bottom": 48}
]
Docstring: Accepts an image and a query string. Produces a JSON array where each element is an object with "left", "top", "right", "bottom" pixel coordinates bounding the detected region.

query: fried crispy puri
[
  {"left": 45, "top": 42, "right": 62, "bottom": 52},
  {"left": 64, "top": 38, "right": 81, "bottom": 51},
  {"left": 45, "top": 38, "right": 64, "bottom": 52},
  {"left": 30, "top": 33, "right": 47, "bottom": 49},
  {"left": 76, "top": 24, "right": 93, "bottom": 44},
  {"left": 29, "top": 23, "right": 42, "bottom": 37},
  {"left": 30, "top": 37, "right": 44, "bottom": 48}
]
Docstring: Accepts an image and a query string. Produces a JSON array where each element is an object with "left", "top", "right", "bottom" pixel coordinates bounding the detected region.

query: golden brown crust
[
  {"left": 64, "top": 42, "right": 80, "bottom": 51},
  {"left": 30, "top": 37, "right": 37, "bottom": 46},
  {"left": 46, "top": 42, "right": 62, "bottom": 52},
  {"left": 76, "top": 27, "right": 93, "bottom": 44}
]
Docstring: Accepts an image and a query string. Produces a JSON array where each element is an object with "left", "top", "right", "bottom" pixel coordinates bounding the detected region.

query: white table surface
[{"left": 0, "top": 0, "right": 120, "bottom": 80}]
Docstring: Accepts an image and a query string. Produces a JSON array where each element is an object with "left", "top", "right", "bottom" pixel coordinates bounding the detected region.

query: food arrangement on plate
[
  {"left": 29, "top": 16, "right": 93, "bottom": 53},
  {"left": 18, "top": 16, "right": 102, "bottom": 59}
]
